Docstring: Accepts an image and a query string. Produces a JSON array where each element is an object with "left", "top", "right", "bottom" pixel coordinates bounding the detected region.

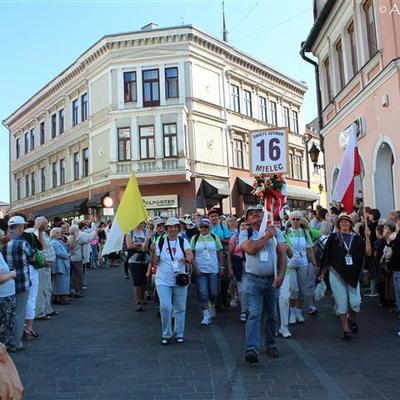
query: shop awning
[
  {"left": 286, "top": 185, "right": 319, "bottom": 202},
  {"left": 201, "top": 179, "right": 230, "bottom": 198},
  {"left": 236, "top": 177, "right": 254, "bottom": 195},
  {"left": 36, "top": 198, "right": 88, "bottom": 219},
  {"left": 87, "top": 192, "right": 109, "bottom": 208}
]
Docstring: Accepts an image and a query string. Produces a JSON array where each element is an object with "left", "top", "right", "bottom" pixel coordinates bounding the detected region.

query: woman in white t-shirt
[{"left": 154, "top": 217, "right": 193, "bottom": 345}]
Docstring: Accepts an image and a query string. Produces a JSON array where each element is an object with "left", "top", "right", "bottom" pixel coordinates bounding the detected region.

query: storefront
[{"left": 143, "top": 195, "right": 179, "bottom": 218}]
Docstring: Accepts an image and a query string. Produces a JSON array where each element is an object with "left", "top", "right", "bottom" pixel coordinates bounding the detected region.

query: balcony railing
[{"left": 111, "top": 157, "right": 189, "bottom": 174}]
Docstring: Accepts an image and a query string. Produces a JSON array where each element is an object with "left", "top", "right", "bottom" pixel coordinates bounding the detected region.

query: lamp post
[{"left": 308, "top": 142, "right": 325, "bottom": 170}]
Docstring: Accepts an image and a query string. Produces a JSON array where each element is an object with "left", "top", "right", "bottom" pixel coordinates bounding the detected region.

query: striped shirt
[{"left": 2, "top": 233, "right": 34, "bottom": 294}]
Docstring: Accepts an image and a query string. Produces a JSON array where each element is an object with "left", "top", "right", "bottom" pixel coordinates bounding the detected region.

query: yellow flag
[{"left": 101, "top": 173, "right": 148, "bottom": 256}]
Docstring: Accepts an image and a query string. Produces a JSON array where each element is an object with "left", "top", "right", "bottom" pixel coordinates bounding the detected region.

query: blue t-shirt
[
  {"left": 0, "top": 253, "right": 15, "bottom": 298},
  {"left": 211, "top": 224, "right": 231, "bottom": 241},
  {"left": 239, "top": 228, "right": 286, "bottom": 276}
]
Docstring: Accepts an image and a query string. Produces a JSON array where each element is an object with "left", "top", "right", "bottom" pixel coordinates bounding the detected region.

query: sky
[{"left": 0, "top": 0, "right": 316, "bottom": 202}]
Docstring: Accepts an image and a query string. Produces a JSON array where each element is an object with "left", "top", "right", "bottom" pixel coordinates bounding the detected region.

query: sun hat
[
  {"left": 199, "top": 218, "right": 211, "bottom": 227},
  {"left": 153, "top": 217, "right": 165, "bottom": 226},
  {"left": 165, "top": 217, "right": 180, "bottom": 227},
  {"left": 336, "top": 213, "right": 354, "bottom": 227},
  {"left": 8, "top": 216, "right": 27, "bottom": 226},
  {"left": 184, "top": 218, "right": 195, "bottom": 226},
  {"left": 245, "top": 204, "right": 264, "bottom": 218}
]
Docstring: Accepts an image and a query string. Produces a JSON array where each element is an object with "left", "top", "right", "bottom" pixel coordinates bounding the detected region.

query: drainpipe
[
  {"left": 1, "top": 120, "right": 11, "bottom": 211},
  {"left": 303, "top": 133, "right": 312, "bottom": 189},
  {"left": 300, "top": 44, "right": 328, "bottom": 192}
]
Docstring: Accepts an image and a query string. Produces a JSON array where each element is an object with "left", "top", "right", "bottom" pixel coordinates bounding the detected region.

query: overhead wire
[{"left": 229, "top": 0, "right": 262, "bottom": 33}]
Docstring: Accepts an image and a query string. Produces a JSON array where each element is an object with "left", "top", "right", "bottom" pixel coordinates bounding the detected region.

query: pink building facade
[{"left": 302, "top": 0, "right": 400, "bottom": 216}]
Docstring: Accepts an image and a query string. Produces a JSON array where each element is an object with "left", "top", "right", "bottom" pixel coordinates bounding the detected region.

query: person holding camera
[
  {"left": 126, "top": 222, "right": 151, "bottom": 312},
  {"left": 153, "top": 217, "right": 193, "bottom": 345}
]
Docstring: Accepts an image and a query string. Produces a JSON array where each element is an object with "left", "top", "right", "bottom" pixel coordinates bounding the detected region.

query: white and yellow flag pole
[{"left": 101, "top": 173, "right": 149, "bottom": 256}]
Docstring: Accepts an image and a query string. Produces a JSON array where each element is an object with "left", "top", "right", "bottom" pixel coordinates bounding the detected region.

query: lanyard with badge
[
  {"left": 339, "top": 233, "right": 354, "bottom": 266},
  {"left": 167, "top": 238, "right": 180, "bottom": 273},
  {"left": 201, "top": 235, "right": 211, "bottom": 260}
]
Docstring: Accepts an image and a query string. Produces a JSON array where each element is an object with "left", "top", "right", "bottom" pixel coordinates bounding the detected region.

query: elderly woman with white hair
[
  {"left": 50, "top": 228, "right": 71, "bottom": 305},
  {"left": 284, "top": 210, "right": 318, "bottom": 325}
]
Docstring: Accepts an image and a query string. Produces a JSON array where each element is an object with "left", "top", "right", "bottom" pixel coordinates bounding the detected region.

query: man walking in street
[
  {"left": 240, "top": 205, "right": 287, "bottom": 364},
  {"left": 35, "top": 216, "right": 56, "bottom": 320},
  {"left": 2, "top": 216, "right": 35, "bottom": 350}
]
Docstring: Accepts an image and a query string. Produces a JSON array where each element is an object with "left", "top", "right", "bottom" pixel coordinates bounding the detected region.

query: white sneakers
[
  {"left": 240, "top": 312, "right": 247, "bottom": 323},
  {"left": 289, "top": 307, "right": 305, "bottom": 324},
  {"left": 278, "top": 327, "right": 292, "bottom": 338},
  {"left": 209, "top": 304, "right": 216, "bottom": 319},
  {"left": 201, "top": 311, "right": 211, "bottom": 326}
]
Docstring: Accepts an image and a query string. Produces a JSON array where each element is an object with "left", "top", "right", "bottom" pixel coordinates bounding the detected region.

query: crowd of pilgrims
[{"left": 1, "top": 204, "right": 400, "bottom": 364}]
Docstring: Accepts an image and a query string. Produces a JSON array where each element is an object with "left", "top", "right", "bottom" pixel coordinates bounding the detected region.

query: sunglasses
[
  {"left": 199, "top": 225, "right": 210, "bottom": 229},
  {"left": 291, "top": 218, "right": 300, "bottom": 221}
]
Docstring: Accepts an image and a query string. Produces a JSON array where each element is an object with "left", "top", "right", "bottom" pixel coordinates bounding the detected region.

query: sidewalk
[{"left": 11, "top": 265, "right": 400, "bottom": 400}]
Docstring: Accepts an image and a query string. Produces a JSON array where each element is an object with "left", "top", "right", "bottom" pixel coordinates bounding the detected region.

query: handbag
[
  {"left": 166, "top": 237, "right": 190, "bottom": 287},
  {"left": 315, "top": 280, "right": 327, "bottom": 301},
  {"left": 31, "top": 233, "right": 46, "bottom": 269}
]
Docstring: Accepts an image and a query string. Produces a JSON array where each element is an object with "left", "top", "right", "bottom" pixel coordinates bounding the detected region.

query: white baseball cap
[
  {"left": 165, "top": 217, "right": 180, "bottom": 227},
  {"left": 8, "top": 216, "right": 27, "bottom": 226}
]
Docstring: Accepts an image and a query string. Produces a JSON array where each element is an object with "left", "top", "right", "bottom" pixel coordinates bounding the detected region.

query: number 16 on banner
[{"left": 249, "top": 128, "right": 289, "bottom": 176}]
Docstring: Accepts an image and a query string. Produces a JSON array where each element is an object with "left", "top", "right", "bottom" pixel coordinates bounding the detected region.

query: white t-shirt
[
  {"left": 191, "top": 234, "right": 223, "bottom": 274},
  {"left": 0, "top": 253, "right": 15, "bottom": 298},
  {"left": 156, "top": 236, "right": 191, "bottom": 287}
]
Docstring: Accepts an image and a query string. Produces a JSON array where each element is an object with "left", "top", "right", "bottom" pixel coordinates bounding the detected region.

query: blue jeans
[
  {"left": 196, "top": 273, "right": 218, "bottom": 306},
  {"left": 245, "top": 273, "right": 277, "bottom": 353},
  {"left": 90, "top": 244, "right": 98, "bottom": 269},
  {"left": 156, "top": 284, "right": 188, "bottom": 339},
  {"left": 393, "top": 271, "right": 400, "bottom": 311}
]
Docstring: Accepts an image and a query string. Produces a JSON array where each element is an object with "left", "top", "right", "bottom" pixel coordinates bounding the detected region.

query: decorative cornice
[{"left": 4, "top": 27, "right": 306, "bottom": 129}]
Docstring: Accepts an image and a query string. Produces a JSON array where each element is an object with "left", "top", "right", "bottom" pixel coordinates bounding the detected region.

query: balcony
[{"left": 110, "top": 157, "right": 191, "bottom": 176}]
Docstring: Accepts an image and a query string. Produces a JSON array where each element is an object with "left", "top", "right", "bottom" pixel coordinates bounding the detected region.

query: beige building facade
[
  {"left": 303, "top": 0, "right": 400, "bottom": 216},
  {"left": 4, "top": 24, "right": 318, "bottom": 220}
]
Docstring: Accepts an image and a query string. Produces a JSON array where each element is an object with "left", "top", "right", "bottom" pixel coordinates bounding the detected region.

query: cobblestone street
[{"left": 11, "top": 265, "right": 400, "bottom": 400}]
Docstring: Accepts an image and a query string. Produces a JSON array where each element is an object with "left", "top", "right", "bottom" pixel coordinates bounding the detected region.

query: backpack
[
  {"left": 158, "top": 234, "right": 185, "bottom": 255},
  {"left": 192, "top": 233, "right": 218, "bottom": 249}
]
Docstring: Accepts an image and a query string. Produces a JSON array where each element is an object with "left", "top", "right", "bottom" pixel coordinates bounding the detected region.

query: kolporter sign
[
  {"left": 143, "top": 195, "right": 178, "bottom": 209},
  {"left": 250, "top": 128, "right": 288, "bottom": 175}
]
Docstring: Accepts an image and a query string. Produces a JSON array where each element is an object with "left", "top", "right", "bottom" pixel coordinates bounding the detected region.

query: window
[
  {"left": 364, "top": 0, "right": 377, "bottom": 58},
  {"left": 336, "top": 39, "right": 345, "bottom": 90},
  {"left": 30, "top": 129, "right": 35, "bottom": 151},
  {"left": 25, "top": 174, "right": 29, "bottom": 197},
  {"left": 59, "top": 109, "right": 64, "bottom": 134},
  {"left": 124, "top": 71, "right": 137, "bottom": 102},
  {"left": 16, "top": 138, "right": 20, "bottom": 159},
  {"left": 259, "top": 96, "right": 267, "bottom": 122},
  {"left": 165, "top": 67, "right": 179, "bottom": 98},
  {"left": 73, "top": 152, "right": 79, "bottom": 180},
  {"left": 348, "top": 22, "right": 358, "bottom": 77},
  {"left": 292, "top": 110, "right": 299, "bottom": 133},
  {"left": 59, "top": 159, "right": 65, "bottom": 185},
  {"left": 233, "top": 138, "right": 244, "bottom": 169},
  {"left": 40, "top": 122, "right": 45, "bottom": 145},
  {"left": 31, "top": 172, "right": 35, "bottom": 195},
  {"left": 82, "top": 148, "right": 89, "bottom": 177},
  {"left": 142, "top": 69, "right": 160, "bottom": 107},
  {"left": 118, "top": 128, "right": 131, "bottom": 161},
  {"left": 139, "top": 125, "right": 155, "bottom": 159},
  {"left": 231, "top": 84, "right": 240, "bottom": 112},
  {"left": 51, "top": 114, "right": 57, "bottom": 139},
  {"left": 72, "top": 99, "right": 79, "bottom": 126},
  {"left": 41, "top": 167, "right": 46, "bottom": 192},
  {"left": 24, "top": 132, "right": 29, "bottom": 154},
  {"left": 81, "top": 93, "right": 88, "bottom": 121},
  {"left": 52, "top": 162, "right": 57, "bottom": 188},
  {"left": 270, "top": 101, "right": 277, "bottom": 125},
  {"left": 289, "top": 150, "right": 303, "bottom": 180},
  {"left": 244, "top": 90, "right": 252, "bottom": 117},
  {"left": 17, "top": 178, "right": 21, "bottom": 200},
  {"left": 283, "top": 107, "right": 290, "bottom": 129},
  {"left": 163, "top": 124, "right": 177, "bottom": 158},
  {"left": 324, "top": 57, "right": 332, "bottom": 102}
]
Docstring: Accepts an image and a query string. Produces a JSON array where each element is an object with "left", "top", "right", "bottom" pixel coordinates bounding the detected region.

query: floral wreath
[{"left": 251, "top": 173, "right": 286, "bottom": 220}]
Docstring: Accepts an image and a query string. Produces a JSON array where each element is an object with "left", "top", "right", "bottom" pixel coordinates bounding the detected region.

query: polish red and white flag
[{"left": 332, "top": 124, "right": 361, "bottom": 214}]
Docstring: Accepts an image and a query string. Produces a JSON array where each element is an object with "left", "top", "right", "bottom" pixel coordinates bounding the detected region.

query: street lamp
[{"left": 308, "top": 142, "right": 325, "bottom": 169}]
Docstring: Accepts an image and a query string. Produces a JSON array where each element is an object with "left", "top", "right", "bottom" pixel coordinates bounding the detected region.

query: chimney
[{"left": 141, "top": 23, "right": 159, "bottom": 31}]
